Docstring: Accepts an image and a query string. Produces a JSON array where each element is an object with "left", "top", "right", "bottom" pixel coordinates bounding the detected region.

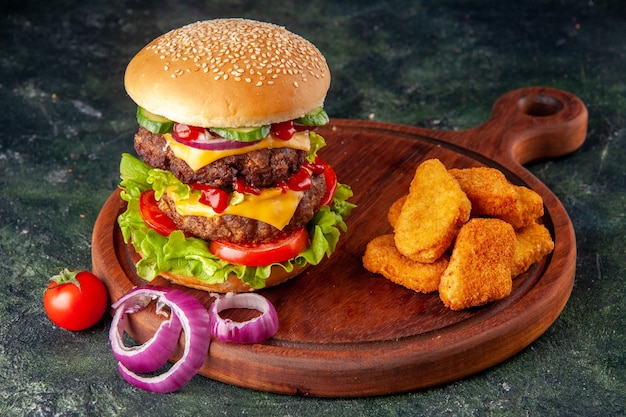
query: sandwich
[{"left": 117, "top": 18, "right": 354, "bottom": 292}]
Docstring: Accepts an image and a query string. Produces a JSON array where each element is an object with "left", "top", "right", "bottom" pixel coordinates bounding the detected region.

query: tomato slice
[
  {"left": 209, "top": 227, "right": 310, "bottom": 266},
  {"left": 139, "top": 190, "right": 181, "bottom": 236},
  {"left": 316, "top": 157, "right": 338, "bottom": 207}
]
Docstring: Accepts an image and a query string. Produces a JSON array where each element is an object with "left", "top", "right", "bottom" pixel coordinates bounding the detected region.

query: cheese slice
[
  {"left": 164, "top": 131, "right": 311, "bottom": 172},
  {"left": 167, "top": 186, "right": 304, "bottom": 231}
]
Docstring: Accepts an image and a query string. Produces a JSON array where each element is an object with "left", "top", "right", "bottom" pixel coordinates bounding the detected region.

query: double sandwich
[{"left": 117, "top": 18, "right": 354, "bottom": 292}]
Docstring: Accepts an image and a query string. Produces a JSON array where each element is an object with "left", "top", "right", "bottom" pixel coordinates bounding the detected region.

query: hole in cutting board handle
[{"left": 517, "top": 94, "right": 564, "bottom": 117}]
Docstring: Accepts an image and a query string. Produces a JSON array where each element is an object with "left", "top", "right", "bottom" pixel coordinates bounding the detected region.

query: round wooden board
[{"left": 92, "top": 87, "right": 587, "bottom": 397}]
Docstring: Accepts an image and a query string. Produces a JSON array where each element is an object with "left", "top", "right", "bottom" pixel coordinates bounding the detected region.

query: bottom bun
[
  {"left": 158, "top": 263, "right": 309, "bottom": 293},
  {"left": 128, "top": 241, "right": 308, "bottom": 292}
]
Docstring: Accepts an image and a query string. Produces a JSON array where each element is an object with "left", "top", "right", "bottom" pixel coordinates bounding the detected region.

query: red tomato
[
  {"left": 316, "top": 157, "right": 338, "bottom": 207},
  {"left": 209, "top": 227, "right": 310, "bottom": 266},
  {"left": 43, "top": 269, "right": 108, "bottom": 331},
  {"left": 139, "top": 190, "right": 180, "bottom": 236}
]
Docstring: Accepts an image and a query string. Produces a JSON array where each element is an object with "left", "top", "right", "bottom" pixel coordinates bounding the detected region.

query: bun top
[{"left": 124, "top": 19, "right": 331, "bottom": 128}]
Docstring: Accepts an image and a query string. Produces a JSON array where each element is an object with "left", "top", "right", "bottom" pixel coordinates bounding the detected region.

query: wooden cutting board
[{"left": 92, "top": 86, "right": 587, "bottom": 397}]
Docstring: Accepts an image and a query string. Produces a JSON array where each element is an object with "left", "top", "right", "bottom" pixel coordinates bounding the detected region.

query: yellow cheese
[
  {"left": 164, "top": 131, "right": 311, "bottom": 172},
  {"left": 167, "top": 186, "right": 304, "bottom": 231}
]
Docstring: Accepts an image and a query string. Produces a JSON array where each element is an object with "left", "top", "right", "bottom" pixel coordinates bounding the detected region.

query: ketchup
[
  {"left": 190, "top": 184, "right": 230, "bottom": 213},
  {"left": 270, "top": 121, "right": 296, "bottom": 140},
  {"left": 173, "top": 123, "right": 206, "bottom": 141}
]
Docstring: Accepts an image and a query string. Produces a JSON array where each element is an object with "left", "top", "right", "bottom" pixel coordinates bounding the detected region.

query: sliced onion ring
[
  {"left": 209, "top": 292, "right": 279, "bottom": 344},
  {"left": 109, "top": 286, "right": 211, "bottom": 393},
  {"left": 171, "top": 129, "right": 258, "bottom": 151},
  {"left": 109, "top": 297, "right": 182, "bottom": 373}
]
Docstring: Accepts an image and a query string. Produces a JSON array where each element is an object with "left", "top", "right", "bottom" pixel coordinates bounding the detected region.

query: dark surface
[{"left": 1, "top": 1, "right": 624, "bottom": 416}]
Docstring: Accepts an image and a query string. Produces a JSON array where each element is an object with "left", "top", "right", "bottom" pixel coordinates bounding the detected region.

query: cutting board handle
[{"left": 433, "top": 87, "right": 588, "bottom": 166}]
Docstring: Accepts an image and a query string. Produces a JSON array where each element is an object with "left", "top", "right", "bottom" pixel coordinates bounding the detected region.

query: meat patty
[
  {"left": 159, "top": 173, "right": 327, "bottom": 243},
  {"left": 134, "top": 127, "right": 306, "bottom": 188}
]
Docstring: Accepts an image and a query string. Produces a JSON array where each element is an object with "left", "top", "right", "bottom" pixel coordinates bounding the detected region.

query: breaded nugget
[
  {"left": 439, "top": 218, "right": 515, "bottom": 310},
  {"left": 394, "top": 159, "right": 471, "bottom": 263},
  {"left": 503, "top": 185, "right": 544, "bottom": 230},
  {"left": 511, "top": 222, "right": 554, "bottom": 277},
  {"left": 387, "top": 195, "right": 406, "bottom": 228},
  {"left": 449, "top": 167, "right": 519, "bottom": 219},
  {"left": 363, "top": 234, "right": 448, "bottom": 294},
  {"left": 449, "top": 167, "right": 544, "bottom": 229}
]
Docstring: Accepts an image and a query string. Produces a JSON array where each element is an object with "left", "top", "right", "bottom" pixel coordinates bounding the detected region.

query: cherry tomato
[
  {"left": 209, "top": 227, "right": 310, "bottom": 266},
  {"left": 139, "top": 190, "right": 180, "bottom": 236},
  {"left": 315, "top": 157, "right": 338, "bottom": 207},
  {"left": 270, "top": 120, "right": 296, "bottom": 140},
  {"left": 43, "top": 269, "right": 108, "bottom": 331},
  {"left": 190, "top": 183, "right": 230, "bottom": 213}
]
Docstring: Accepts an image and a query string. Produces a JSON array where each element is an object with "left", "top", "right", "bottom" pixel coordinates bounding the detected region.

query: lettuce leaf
[
  {"left": 117, "top": 148, "right": 355, "bottom": 290},
  {"left": 307, "top": 131, "right": 327, "bottom": 163}
]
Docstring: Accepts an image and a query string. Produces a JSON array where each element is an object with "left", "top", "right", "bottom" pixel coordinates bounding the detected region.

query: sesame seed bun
[{"left": 124, "top": 19, "right": 331, "bottom": 128}]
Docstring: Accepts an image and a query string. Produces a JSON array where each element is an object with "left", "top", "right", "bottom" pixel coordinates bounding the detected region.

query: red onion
[
  {"left": 109, "top": 286, "right": 211, "bottom": 393},
  {"left": 109, "top": 299, "right": 182, "bottom": 373},
  {"left": 209, "top": 292, "right": 279, "bottom": 344},
  {"left": 171, "top": 129, "right": 257, "bottom": 150}
]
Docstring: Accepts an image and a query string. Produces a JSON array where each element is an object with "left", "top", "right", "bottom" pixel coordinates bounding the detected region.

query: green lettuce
[{"left": 117, "top": 145, "right": 355, "bottom": 290}]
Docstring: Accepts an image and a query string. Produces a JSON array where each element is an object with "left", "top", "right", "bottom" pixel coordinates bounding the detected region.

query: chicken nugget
[
  {"left": 363, "top": 234, "right": 448, "bottom": 294},
  {"left": 511, "top": 222, "right": 554, "bottom": 277},
  {"left": 449, "top": 167, "right": 544, "bottom": 229},
  {"left": 505, "top": 186, "right": 544, "bottom": 229},
  {"left": 439, "top": 218, "right": 515, "bottom": 310},
  {"left": 449, "top": 167, "right": 518, "bottom": 218},
  {"left": 394, "top": 159, "right": 471, "bottom": 263},
  {"left": 387, "top": 195, "right": 407, "bottom": 228}
]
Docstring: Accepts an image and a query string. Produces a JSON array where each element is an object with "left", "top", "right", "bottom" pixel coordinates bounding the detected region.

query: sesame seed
[{"left": 147, "top": 19, "right": 328, "bottom": 85}]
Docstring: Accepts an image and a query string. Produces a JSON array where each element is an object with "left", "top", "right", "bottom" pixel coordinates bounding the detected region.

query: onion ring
[
  {"left": 209, "top": 292, "right": 279, "bottom": 344},
  {"left": 172, "top": 129, "right": 257, "bottom": 150},
  {"left": 109, "top": 286, "right": 211, "bottom": 393},
  {"left": 109, "top": 295, "right": 182, "bottom": 373}
]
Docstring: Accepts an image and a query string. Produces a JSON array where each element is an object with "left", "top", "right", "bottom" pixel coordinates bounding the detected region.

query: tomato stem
[{"left": 49, "top": 268, "right": 82, "bottom": 290}]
